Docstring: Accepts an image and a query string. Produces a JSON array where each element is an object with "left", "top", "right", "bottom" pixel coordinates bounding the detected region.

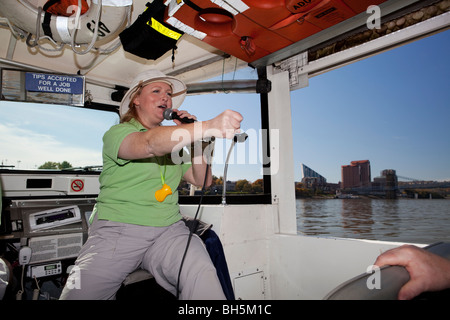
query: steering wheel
[{"left": 324, "top": 242, "right": 450, "bottom": 300}]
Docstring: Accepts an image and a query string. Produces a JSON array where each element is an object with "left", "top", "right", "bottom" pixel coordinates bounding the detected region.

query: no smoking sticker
[{"left": 71, "top": 179, "right": 84, "bottom": 192}]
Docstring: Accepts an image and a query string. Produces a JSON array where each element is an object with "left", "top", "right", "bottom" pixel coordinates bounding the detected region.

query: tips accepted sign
[{"left": 25, "top": 72, "right": 84, "bottom": 94}]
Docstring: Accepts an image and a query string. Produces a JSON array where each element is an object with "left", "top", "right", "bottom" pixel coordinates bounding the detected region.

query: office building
[
  {"left": 301, "top": 163, "right": 327, "bottom": 188},
  {"left": 341, "top": 160, "right": 371, "bottom": 189}
]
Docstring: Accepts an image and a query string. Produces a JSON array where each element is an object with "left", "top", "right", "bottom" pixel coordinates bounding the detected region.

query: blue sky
[{"left": 1, "top": 29, "right": 449, "bottom": 184}]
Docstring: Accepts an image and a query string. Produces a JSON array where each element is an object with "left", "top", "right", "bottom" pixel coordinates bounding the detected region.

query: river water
[{"left": 296, "top": 198, "right": 450, "bottom": 244}]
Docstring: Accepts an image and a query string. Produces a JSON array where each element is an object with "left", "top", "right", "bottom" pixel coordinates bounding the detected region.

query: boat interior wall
[
  {"left": 0, "top": 172, "right": 101, "bottom": 198},
  {"left": 86, "top": 82, "right": 121, "bottom": 107},
  {"left": 180, "top": 204, "right": 276, "bottom": 300},
  {"left": 269, "top": 235, "right": 411, "bottom": 299},
  {"left": 180, "top": 203, "right": 415, "bottom": 300},
  {"left": 266, "top": 67, "right": 296, "bottom": 234}
]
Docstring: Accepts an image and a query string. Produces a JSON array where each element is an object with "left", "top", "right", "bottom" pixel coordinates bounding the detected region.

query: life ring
[
  {"left": 193, "top": 8, "right": 234, "bottom": 38},
  {"left": 0, "top": 0, "right": 130, "bottom": 45}
]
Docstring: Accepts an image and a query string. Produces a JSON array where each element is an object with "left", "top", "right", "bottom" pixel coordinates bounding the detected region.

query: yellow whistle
[{"left": 155, "top": 183, "right": 172, "bottom": 202}]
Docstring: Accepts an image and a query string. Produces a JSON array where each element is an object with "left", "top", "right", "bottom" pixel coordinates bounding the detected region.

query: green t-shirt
[{"left": 93, "top": 119, "right": 191, "bottom": 227}]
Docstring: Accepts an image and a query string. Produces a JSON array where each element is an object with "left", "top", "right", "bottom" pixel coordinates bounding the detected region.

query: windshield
[
  {"left": 0, "top": 79, "right": 264, "bottom": 185},
  {"left": 0, "top": 101, "right": 119, "bottom": 170}
]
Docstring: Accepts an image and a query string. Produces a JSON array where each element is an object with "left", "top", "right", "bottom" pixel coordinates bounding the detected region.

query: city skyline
[{"left": 300, "top": 159, "right": 449, "bottom": 187}]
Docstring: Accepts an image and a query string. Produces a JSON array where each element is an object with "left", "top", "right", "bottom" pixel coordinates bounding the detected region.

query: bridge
[
  {"left": 396, "top": 175, "right": 450, "bottom": 189},
  {"left": 397, "top": 175, "right": 421, "bottom": 182}
]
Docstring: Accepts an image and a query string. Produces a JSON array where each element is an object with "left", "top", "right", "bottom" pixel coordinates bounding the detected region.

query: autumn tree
[
  {"left": 235, "top": 179, "right": 252, "bottom": 193},
  {"left": 251, "top": 179, "right": 264, "bottom": 193}
]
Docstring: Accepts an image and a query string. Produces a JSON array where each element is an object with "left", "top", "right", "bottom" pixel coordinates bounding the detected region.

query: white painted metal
[
  {"left": 179, "top": 201, "right": 416, "bottom": 299},
  {"left": 180, "top": 204, "right": 275, "bottom": 299},
  {"left": 266, "top": 66, "right": 297, "bottom": 235},
  {"left": 0, "top": 172, "right": 100, "bottom": 197}
]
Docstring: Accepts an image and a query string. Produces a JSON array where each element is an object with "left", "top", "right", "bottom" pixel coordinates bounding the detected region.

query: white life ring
[{"left": 0, "top": 0, "right": 131, "bottom": 45}]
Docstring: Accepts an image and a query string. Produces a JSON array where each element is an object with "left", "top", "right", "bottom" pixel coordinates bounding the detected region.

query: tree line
[
  {"left": 38, "top": 161, "right": 72, "bottom": 169},
  {"left": 37, "top": 162, "right": 265, "bottom": 194},
  {"left": 179, "top": 176, "right": 264, "bottom": 194}
]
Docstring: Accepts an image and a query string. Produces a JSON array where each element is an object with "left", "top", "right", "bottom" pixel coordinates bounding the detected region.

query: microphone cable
[
  {"left": 175, "top": 133, "right": 245, "bottom": 298},
  {"left": 175, "top": 141, "right": 212, "bottom": 299}
]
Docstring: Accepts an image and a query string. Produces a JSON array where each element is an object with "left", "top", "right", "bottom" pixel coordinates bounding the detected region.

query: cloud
[{"left": 0, "top": 123, "right": 102, "bottom": 169}]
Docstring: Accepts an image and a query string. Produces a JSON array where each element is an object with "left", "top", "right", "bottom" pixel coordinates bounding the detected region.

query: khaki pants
[{"left": 59, "top": 217, "right": 226, "bottom": 300}]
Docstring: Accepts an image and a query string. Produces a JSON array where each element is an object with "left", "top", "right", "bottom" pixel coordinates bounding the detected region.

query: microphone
[{"left": 163, "top": 108, "right": 195, "bottom": 123}]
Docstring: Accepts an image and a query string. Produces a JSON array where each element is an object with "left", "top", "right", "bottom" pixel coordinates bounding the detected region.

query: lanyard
[{"left": 155, "top": 155, "right": 167, "bottom": 185}]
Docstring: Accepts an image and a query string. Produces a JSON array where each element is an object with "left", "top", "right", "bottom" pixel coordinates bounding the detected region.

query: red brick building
[{"left": 341, "top": 160, "right": 371, "bottom": 189}]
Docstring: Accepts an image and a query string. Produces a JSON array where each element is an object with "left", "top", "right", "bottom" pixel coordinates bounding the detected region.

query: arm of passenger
[
  {"left": 118, "top": 110, "right": 243, "bottom": 160},
  {"left": 118, "top": 123, "right": 200, "bottom": 159}
]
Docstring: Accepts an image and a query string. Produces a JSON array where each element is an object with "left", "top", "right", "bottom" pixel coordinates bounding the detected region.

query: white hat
[{"left": 120, "top": 69, "right": 187, "bottom": 116}]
